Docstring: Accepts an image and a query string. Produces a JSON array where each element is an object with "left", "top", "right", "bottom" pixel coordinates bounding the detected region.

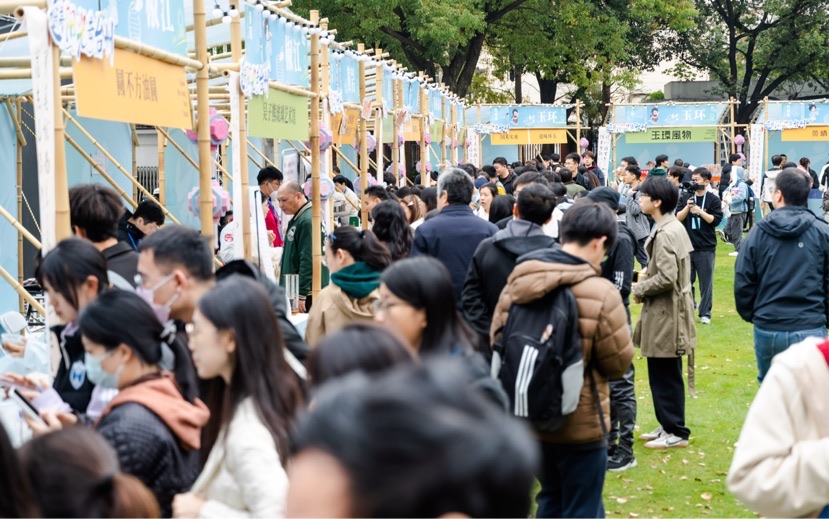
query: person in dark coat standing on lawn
[
  {"left": 462, "top": 183, "right": 557, "bottom": 346},
  {"left": 412, "top": 168, "right": 498, "bottom": 304}
]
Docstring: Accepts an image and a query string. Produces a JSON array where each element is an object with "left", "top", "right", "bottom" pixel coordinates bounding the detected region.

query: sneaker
[
  {"left": 644, "top": 433, "right": 689, "bottom": 449},
  {"left": 717, "top": 230, "right": 727, "bottom": 243},
  {"left": 728, "top": 251, "right": 739, "bottom": 257},
  {"left": 700, "top": 316, "right": 711, "bottom": 324},
  {"left": 638, "top": 426, "right": 663, "bottom": 441},
  {"left": 608, "top": 451, "right": 637, "bottom": 472}
]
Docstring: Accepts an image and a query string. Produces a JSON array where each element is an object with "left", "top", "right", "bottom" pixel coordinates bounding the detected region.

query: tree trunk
[
  {"left": 514, "top": 67, "right": 523, "bottom": 103},
  {"left": 537, "top": 75, "right": 558, "bottom": 104},
  {"left": 441, "top": 32, "right": 487, "bottom": 97}
]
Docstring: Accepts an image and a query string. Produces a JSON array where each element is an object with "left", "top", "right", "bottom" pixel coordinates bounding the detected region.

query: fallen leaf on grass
[
  {"left": 701, "top": 493, "right": 713, "bottom": 501},
  {"left": 616, "top": 497, "right": 628, "bottom": 504},
  {"left": 679, "top": 475, "right": 688, "bottom": 480}
]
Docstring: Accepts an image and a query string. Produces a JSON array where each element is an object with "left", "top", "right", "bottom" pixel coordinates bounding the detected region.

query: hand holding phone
[{"left": 9, "top": 388, "right": 46, "bottom": 428}]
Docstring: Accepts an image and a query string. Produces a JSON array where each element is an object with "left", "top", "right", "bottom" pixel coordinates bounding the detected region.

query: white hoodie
[{"left": 762, "top": 169, "right": 781, "bottom": 203}]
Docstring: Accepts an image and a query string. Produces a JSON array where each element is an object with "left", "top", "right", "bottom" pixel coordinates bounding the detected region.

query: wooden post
[
  {"left": 575, "top": 100, "right": 582, "bottom": 147},
  {"left": 358, "top": 43, "right": 369, "bottom": 229},
  {"left": 230, "top": 12, "right": 251, "bottom": 261},
  {"left": 15, "top": 98, "right": 23, "bottom": 312},
  {"left": 320, "top": 20, "right": 334, "bottom": 234},
  {"left": 450, "top": 99, "right": 458, "bottom": 166},
  {"left": 419, "top": 73, "right": 428, "bottom": 187},
  {"left": 53, "top": 44, "right": 71, "bottom": 241},
  {"left": 440, "top": 88, "right": 446, "bottom": 168},
  {"left": 391, "top": 62, "right": 401, "bottom": 187},
  {"left": 310, "top": 10, "right": 322, "bottom": 300},
  {"left": 157, "top": 130, "right": 166, "bottom": 206},
  {"left": 194, "top": 0, "right": 214, "bottom": 245},
  {"left": 131, "top": 124, "right": 138, "bottom": 202}
]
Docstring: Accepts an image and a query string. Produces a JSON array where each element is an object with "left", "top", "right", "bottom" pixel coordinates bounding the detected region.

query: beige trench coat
[{"left": 633, "top": 214, "right": 697, "bottom": 357}]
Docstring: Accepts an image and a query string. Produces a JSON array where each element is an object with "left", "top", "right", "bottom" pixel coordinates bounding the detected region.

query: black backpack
[{"left": 492, "top": 285, "right": 585, "bottom": 432}]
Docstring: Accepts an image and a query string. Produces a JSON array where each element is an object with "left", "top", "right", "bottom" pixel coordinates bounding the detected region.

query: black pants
[
  {"left": 609, "top": 364, "right": 636, "bottom": 455},
  {"left": 725, "top": 212, "right": 745, "bottom": 251},
  {"left": 635, "top": 238, "right": 648, "bottom": 268},
  {"left": 647, "top": 357, "right": 690, "bottom": 440},
  {"left": 690, "top": 250, "right": 715, "bottom": 319},
  {"left": 536, "top": 443, "right": 607, "bottom": 518}
]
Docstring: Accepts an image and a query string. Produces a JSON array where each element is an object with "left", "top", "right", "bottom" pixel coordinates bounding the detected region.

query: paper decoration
[
  {"left": 763, "top": 119, "right": 809, "bottom": 131},
  {"left": 749, "top": 124, "right": 765, "bottom": 183},
  {"left": 187, "top": 182, "right": 231, "bottom": 223},
  {"left": 415, "top": 161, "right": 432, "bottom": 173},
  {"left": 186, "top": 108, "right": 229, "bottom": 150},
  {"left": 597, "top": 128, "right": 612, "bottom": 179},
  {"left": 239, "top": 59, "right": 271, "bottom": 97},
  {"left": 227, "top": 72, "right": 245, "bottom": 260},
  {"left": 48, "top": 0, "right": 116, "bottom": 62},
  {"left": 302, "top": 176, "right": 335, "bottom": 200},
  {"left": 328, "top": 89, "right": 343, "bottom": 115},
  {"left": 473, "top": 123, "right": 511, "bottom": 135},
  {"left": 605, "top": 123, "right": 648, "bottom": 134},
  {"left": 304, "top": 124, "right": 334, "bottom": 152}
]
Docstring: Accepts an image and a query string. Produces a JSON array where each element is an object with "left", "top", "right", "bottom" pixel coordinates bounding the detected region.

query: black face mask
[{"left": 692, "top": 183, "right": 705, "bottom": 192}]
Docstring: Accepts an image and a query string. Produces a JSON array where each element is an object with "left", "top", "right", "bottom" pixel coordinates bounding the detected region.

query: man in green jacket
[
  {"left": 277, "top": 180, "right": 328, "bottom": 312},
  {"left": 649, "top": 154, "right": 670, "bottom": 177}
]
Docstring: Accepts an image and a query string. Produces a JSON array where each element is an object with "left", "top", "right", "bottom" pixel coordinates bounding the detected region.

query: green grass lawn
[{"left": 534, "top": 242, "right": 761, "bottom": 517}]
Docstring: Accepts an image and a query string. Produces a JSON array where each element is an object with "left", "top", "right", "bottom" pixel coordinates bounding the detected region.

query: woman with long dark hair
[
  {"left": 371, "top": 200, "right": 413, "bottom": 261},
  {"left": 0, "top": 424, "right": 36, "bottom": 517},
  {"left": 488, "top": 194, "right": 515, "bottom": 224},
  {"left": 400, "top": 194, "right": 424, "bottom": 229},
  {"left": 173, "top": 276, "right": 303, "bottom": 518},
  {"left": 8, "top": 238, "right": 109, "bottom": 413},
  {"left": 30, "top": 289, "right": 208, "bottom": 517},
  {"left": 306, "top": 227, "right": 392, "bottom": 346},
  {"left": 374, "top": 257, "right": 506, "bottom": 407}
]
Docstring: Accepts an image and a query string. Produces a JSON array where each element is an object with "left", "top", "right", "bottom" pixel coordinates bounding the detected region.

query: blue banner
[
  {"left": 341, "top": 54, "right": 360, "bottom": 103},
  {"left": 613, "top": 104, "right": 728, "bottom": 127},
  {"left": 489, "top": 106, "right": 567, "bottom": 128},
  {"left": 72, "top": 0, "right": 186, "bottom": 55},
  {"left": 244, "top": 6, "right": 310, "bottom": 87},
  {"left": 430, "top": 90, "right": 443, "bottom": 117},
  {"left": 764, "top": 102, "right": 829, "bottom": 124},
  {"left": 383, "top": 71, "right": 394, "bottom": 111}
]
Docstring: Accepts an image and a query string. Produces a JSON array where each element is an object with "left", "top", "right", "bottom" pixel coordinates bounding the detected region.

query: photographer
[{"left": 676, "top": 168, "right": 723, "bottom": 324}]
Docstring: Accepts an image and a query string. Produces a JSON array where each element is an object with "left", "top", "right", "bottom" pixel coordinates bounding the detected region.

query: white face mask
[{"left": 269, "top": 191, "right": 280, "bottom": 202}]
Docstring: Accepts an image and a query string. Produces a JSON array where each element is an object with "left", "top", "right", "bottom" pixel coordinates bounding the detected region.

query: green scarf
[{"left": 331, "top": 262, "right": 381, "bottom": 299}]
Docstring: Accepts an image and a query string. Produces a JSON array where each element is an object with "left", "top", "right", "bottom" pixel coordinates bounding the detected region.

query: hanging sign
[
  {"left": 333, "top": 108, "right": 359, "bottom": 146},
  {"left": 781, "top": 126, "right": 829, "bottom": 141},
  {"left": 613, "top": 104, "right": 728, "bottom": 127},
  {"left": 625, "top": 127, "right": 717, "bottom": 144},
  {"left": 489, "top": 106, "right": 567, "bottom": 128},
  {"left": 48, "top": 0, "right": 116, "bottom": 62},
  {"left": 74, "top": 48, "right": 191, "bottom": 128},
  {"left": 248, "top": 88, "right": 309, "bottom": 141}
]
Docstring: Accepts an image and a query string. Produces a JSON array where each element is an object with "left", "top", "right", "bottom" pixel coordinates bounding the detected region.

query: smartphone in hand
[{"left": 9, "top": 388, "right": 46, "bottom": 427}]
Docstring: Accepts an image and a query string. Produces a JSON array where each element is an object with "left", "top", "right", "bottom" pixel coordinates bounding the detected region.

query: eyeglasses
[
  {"left": 373, "top": 300, "right": 406, "bottom": 314},
  {"left": 134, "top": 272, "right": 174, "bottom": 290}
]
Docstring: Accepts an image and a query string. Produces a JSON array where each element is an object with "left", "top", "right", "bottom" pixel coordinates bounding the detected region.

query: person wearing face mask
[
  {"left": 305, "top": 227, "right": 392, "bottom": 347},
  {"left": 4, "top": 239, "right": 108, "bottom": 414},
  {"left": 257, "top": 166, "right": 284, "bottom": 247},
  {"left": 27, "top": 289, "right": 208, "bottom": 517}
]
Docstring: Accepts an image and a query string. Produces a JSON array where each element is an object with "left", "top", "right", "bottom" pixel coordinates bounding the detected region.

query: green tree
[
  {"left": 289, "top": 0, "right": 532, "bottom": 97},
  {"left": 673, "top": 0, "right": 829, "bottom": 123}
]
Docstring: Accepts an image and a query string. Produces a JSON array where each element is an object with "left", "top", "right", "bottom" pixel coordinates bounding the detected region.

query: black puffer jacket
[
  {"left": 462, "top": 219, "right": 556, "bottom": 342},
  {"left": 602, "top": 221, "right": 637, "bottom": 311},
  {"left": 96, "top": 375, "right": 209, "bottom": 517}
]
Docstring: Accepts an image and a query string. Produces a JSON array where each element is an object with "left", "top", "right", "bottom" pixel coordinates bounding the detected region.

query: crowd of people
[{"left": 0, "top": 145, "right": 828, "bottom": 518}]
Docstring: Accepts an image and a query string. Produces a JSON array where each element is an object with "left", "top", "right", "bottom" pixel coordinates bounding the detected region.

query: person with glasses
[{"left": 305, "top": 227, "right": 392, "bottom": 347}]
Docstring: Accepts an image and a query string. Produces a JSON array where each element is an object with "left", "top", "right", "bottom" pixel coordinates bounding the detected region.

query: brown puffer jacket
[{"left": 491, "top": 249, "right": 634, "bottom": 444}]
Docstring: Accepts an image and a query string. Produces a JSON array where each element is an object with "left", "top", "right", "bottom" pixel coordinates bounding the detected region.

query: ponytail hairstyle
[
  {"left": 198, "top": 276, "right": 303, "bottom": 465},
  {"left": 35, "top": 238, "right": 108, "bottom": 311},
  {"left": 78, "top": 290, "right": 199, "bottom": 403},
  {"left": 328, "top": 226, "right": 392, "bottom": 272},
  {"left": 370, "top": 200, "right": 413, "bottom": 261},
  {"left": 401, "top": 195, "right": 423, "bottom": 224},
  {"left": 20, "top": 427, "right": 160, "bottom": 518}
]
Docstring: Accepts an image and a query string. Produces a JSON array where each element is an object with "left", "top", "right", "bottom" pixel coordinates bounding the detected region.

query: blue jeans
[
  {"left": 536, "top": 443, "right": 606, "bottom": 518},
  {"left": 754, "top": 325, "right": 827, "bottom": 382}
]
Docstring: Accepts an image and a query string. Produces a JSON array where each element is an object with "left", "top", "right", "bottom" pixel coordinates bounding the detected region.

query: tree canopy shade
[
  {"left": 291, "top": 0, "right": 533, "bottom": 97},
  {"left": 673, "top": 0, "right": 829, "bottom": 123}
]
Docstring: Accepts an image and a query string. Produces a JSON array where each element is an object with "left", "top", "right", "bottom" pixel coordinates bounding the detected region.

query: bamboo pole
[
  {"left": 62, "top": 110, "right": 180, "bottom": 223},
  {"left": 0, "top": 265, "right": 45, "bottom": 316},
  {"left": 419, "top": 74, "right": 428, "bottom": 186},
  {"left": 374, "top": 48, "right": 384, "bottom": 184},
  {"left": 247, "top": 138, "right": 277, "bottom": 168},
  {"left": 65, "top": 133, "right": 138, "bottom": 210},
  {"left": 14, "top": 98, "right": 23, "bottom": 312},
  {"left": 230, "top": 14, "right": 251, "bottom": 261},
  {"left": 114, "top": 36, "right": 203, "bottom": 70},
  {"left": 194, "top": 0, "right": 214, "bottom": 244},
  {"left": 157, "top": 130, "right": 166, "bottom": 206},
  {"left": 450, "top": 101, "right": 458, "bottom": 166},
  {"left": 0, "top": 203, "right": 39, "bottom": 249},
  {"left": 575, "top": 100, "right": 582, "bottom": 146},
  {"left": 730, "top": 97, "right": 737, "bottom": 153},
  {"left": 320, "top": 20, "right": 335, "bottom": 234},
  {"left": 391, "top": 62, "right": 401, "bottom": 187},
  {"left": 131, "top": 124, "right": 138, "bottom": 201},
  {"left": 0, "top": 30, "right": 26, "bottom": 43},
  {"left": 0, "top": 0, "right": 45, "bottom": 14},
  {"left": 53, "top": 45, "right": 71, "bottom": 241},
  {"left": 310, "top": 10, "right": 323, "bottom": 301}
]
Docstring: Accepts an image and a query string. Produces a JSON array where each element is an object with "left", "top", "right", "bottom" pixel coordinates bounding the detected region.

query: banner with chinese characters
[
  {"left": 245, "top": 5, "right": 310, "bottom": 88},
  {"left": 761, "top": 102, "right": 829, "bottom": 125},
  {"left": 625, "top": 127, "right": 718, "bottom": 144},
  {"left": 613, "top": 104, "right": 728, "bottom": 128},
  {"left": 491, "top": 129, "right": 567, "bottom": 145},
  {"left": 333, "top": 108, "right": 360, "bottom": 146},
  {"left": 73, "top": 48, "right": 191, "bottom": 128},
  {"left": 781, "top": 126, "right": 829, "bottom": 141},
  {"left": 489, "top": 106, "right": 567, "bottom": 128},
  {"left": 67, "top": 0, "right": 186, "bottom": 56},
  {"left": 248, "top": 88, "right": 309, "bottom": 141}
]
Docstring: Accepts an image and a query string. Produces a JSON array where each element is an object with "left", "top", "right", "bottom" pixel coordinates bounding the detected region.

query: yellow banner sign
[
  {"left": 782, "top": 126, "right": 829, "bottom": 141},
  {"left": 491, "top": 130, "right": 529, "bottom": 145},
  {"left": 529, "top": 129, "right": 568, "bottom": 144},
  {"left": 334, "top": 108, "right": 360, "bottom": 146},
  {"left": 404, "top": 118, "right": 421, "bottom": 142},
  {"left": 74, "top": 48, "right": 191, "bottom": 128}
]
